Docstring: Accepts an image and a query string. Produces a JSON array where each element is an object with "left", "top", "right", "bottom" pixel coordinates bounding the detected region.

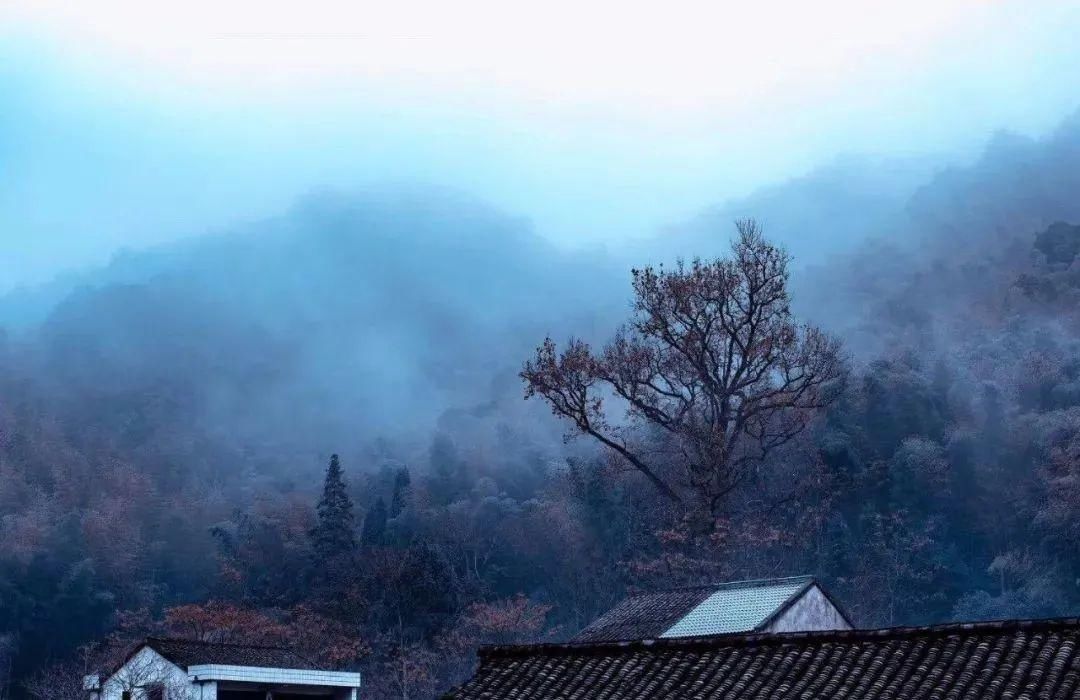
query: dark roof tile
[
  {"left": 573, "top": 576, "right": 820, "bottom": 642},
  {"left": 144, "top": 638, "right": 319, "bottom": 670},
  {"left": 573, "top": 587, "right": 715, "bottom": 642},
  {"left": 448, "top": 618, "right": 1080, "bottom": 699}
]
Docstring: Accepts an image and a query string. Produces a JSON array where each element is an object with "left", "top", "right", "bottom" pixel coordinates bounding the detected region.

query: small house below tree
[{"left": 83, "top": 638, "right": 361, "bottom": 700}]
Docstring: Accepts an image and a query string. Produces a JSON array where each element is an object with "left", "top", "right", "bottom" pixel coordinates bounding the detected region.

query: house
[
  {"left": 572, "top": 576, "right": 852, "bottom": 642},
  {"left": 83, "top": 638, "right": 361, "bottom": 700},
  {"left": 447, "top": 577, "right": 1080, "bottom": 699}
]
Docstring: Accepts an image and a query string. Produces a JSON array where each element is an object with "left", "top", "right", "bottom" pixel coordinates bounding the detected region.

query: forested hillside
[{"left": 4, "top": 116, "right": 1080, "bottom": 698}]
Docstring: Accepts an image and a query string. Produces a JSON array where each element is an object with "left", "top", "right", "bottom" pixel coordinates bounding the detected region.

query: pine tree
[
  {"left": 312, "top": 454, "right": 357, "bottom": 560},
  {"left": 390, "top": 468, "right": 411, "bottom": 519},
  {"left": 429, "top": 433, "right": 465, "bottom": 505},
  {"left": 361, "top": 496, "right": 388, "bottom": 545}
]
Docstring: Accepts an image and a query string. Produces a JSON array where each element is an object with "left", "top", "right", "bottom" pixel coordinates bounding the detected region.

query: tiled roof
[
  {"left": 573, "top": 576, "right": 817, "bottom": 642},
  {"left": 447, "top": 618, "right": 1080, "bottom": 700},
  {"left": 573, "top": 587, "right": 716, "bottom": 643},
  {"left": 663, "top": 577, "right": 815, "bottom": 637},
  {"left": 144, "top": 638, "right": 319, "bottom": 671}
]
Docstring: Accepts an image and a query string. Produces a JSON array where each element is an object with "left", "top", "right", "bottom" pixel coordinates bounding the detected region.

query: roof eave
[
  {"left": 477, "top": 616, "right": 1080, "bottom": 659},
  {"left": 186, "top": 664, "right": 361, "bottom": 687}
]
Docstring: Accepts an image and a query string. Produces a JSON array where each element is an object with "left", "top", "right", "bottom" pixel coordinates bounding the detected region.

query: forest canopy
[{"left": 4, "top": 115, "right": 1080, "bottom": 698}]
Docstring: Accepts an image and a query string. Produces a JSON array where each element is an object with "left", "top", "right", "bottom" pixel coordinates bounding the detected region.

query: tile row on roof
[
  {"left": 143, "top": 638, "right": 320, "bottom": 671},
  {"left": 448, "top": 617, "right": 1080, "bottom": 699}
]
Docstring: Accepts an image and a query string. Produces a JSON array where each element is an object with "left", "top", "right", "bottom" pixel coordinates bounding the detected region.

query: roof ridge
[
  {"left": 483, "top": 616, "right": 1080, "bottom": 659},
  {"left": 146, "top": 636, "right": 295, "bottom": 652},
  {"left": 626, "top": 574, "right": 815, "bottom": 597}
]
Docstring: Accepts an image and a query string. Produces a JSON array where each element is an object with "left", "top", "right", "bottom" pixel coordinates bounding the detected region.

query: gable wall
[
  {"left": 101, "top": 647, "right": 195, "bottom": 700},
  {"left": 765, "top": 584, "right": 851, "bottom": 633}
]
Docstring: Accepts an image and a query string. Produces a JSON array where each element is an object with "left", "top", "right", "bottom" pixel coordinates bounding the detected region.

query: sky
[{"left": 2, "top": 0, "right": 1080, "bottom": 291}]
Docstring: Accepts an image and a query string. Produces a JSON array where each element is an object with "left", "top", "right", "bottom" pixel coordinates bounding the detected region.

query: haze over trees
[{"left": 4, "top": 114, "right": 1080, "bottom": 698}]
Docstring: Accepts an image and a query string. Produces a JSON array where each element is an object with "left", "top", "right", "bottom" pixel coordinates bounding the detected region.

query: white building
[{"left": 84, "top": 638, "right": 361, "bottom": 700}]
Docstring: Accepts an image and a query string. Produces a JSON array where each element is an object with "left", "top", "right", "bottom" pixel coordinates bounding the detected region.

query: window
[
  {"left": 122, "top": 692, "right": 131, "bottom": 700},
  {"left": 146, "top": 684, "right": 165, "bottom": 700}
]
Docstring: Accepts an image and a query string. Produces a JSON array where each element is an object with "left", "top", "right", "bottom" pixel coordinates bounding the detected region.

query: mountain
[
  {"left": 5, "top": 107, "right": 1080, "bottom": 699},
  {"left": 1, "top": 186, "right": 625, "bottom": 481},
  {"left": 654, "top": 154, "right": 941, "bottom": 265}
]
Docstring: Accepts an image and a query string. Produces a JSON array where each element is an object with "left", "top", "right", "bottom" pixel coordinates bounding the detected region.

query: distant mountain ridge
[
  {"left": 1, "top": 187, "right": 624, "bottom": 477},
  {"left": 4, "top": 109, "right": 1080, "bottom": 462}
]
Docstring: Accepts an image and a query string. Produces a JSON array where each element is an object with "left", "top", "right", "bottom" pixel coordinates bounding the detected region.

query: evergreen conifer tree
[
  {"left": 312, "top": 454, "right": 357, "bottom": 559},
  {"left": 390, "top": 468, "right": 411, "bottom": 518},
  {"left": 361, "top": 496, "right": 388, "bottom": 545},
  {"left": 429, "top": 433, "right": 464, "bottom": 504}
]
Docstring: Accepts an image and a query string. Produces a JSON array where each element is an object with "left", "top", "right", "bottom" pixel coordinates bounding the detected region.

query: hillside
[{"left": 4, "top": 113, "right": 1080, "bottom": 697}]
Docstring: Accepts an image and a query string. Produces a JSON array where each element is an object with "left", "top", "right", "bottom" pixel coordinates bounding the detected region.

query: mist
[
  {"left": 4, "top": 2, "right": 1080, "bottom": 292},
  {"left": 5, "top": 4, "right": 1080, "bottom": 699}
]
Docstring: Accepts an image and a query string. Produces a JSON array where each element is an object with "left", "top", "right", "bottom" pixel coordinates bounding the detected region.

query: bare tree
[
  {"left": 23, "top": 643, "right": 103, "bottom": 700},
  {"left": 0, "top": 635, "right": 14, "bottom": 700},
  {"left": 522, "top": 220, "right": 844, "bottom": 515},
  {"left": 22, "top": 663, "right": 87, "bottom": 700},
  {"left": 25, "top": 646, "right": 194, "bottom": 700},
  {"left": 105, "top": 651, "right": 192, "bottom": 700}
]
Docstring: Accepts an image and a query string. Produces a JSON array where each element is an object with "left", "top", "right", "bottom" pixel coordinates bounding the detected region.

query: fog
[
  {"left": 3, "top": 1, "right": 1080, "bottom": 461},
  {"left": 3, "top": 2, "right": 1080, "bottom": 291},
  {"left": 8, "top": 5, "right": 1080, "bottom": 696}
]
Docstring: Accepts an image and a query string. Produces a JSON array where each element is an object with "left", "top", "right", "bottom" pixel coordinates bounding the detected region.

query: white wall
[
  {"left": 99, "top": 648, "right": 200, "bottom": 700},
  {"left": 95, "top": 646, "right": 359, "bottom": 700},
  {"left": 765, "top": 584, "right": 852, "bottom": 633}
]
